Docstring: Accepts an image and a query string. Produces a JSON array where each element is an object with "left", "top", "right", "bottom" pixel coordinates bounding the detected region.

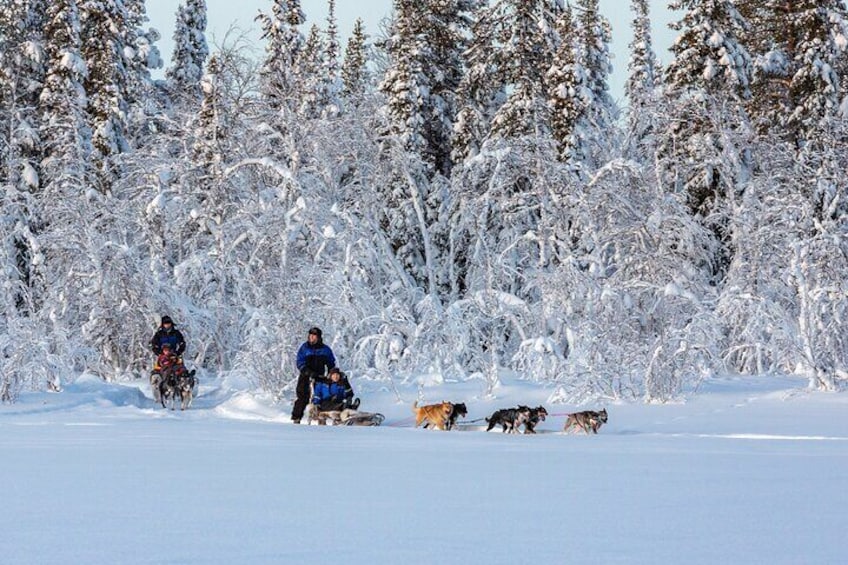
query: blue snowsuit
[{"left": 312, "top": 374, "right": 354, "bottom": 410}]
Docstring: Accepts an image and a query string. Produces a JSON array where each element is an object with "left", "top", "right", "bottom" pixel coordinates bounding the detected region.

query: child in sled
[
  {"left": 311, "top": 367, "right": 360, "bottom": 412},
  {"left": 154, "top": 343, "right": 188, "bottom": 378}
]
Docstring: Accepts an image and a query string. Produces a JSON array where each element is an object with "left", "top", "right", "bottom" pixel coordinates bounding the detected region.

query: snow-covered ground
[{"left": 2, "top": 374, "right": 846, "bottom": 564}]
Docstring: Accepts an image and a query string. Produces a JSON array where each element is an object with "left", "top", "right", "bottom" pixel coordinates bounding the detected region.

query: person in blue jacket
[
  {"left": 291, "top": 327, "right": 336, "bottom": 423},
  {"left": 312, "top": 367, "right": 359, "bottom": 412}
]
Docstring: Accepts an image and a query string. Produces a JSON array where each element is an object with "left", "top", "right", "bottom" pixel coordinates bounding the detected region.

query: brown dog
[
  {"left": 563, "top": 409, "right": 608, "bottom": 434},
  {"left": 413, "top": 401, "right": 453, "bottom": 430}
]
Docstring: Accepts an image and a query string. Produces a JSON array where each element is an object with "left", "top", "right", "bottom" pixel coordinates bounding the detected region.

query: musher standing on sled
[{"left": 291, "top": 327, "right": 336, "bottom": 424}]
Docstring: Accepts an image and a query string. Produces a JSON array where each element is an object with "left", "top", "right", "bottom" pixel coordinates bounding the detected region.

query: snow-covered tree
[
  {"left": 297, "top": 23, "right": 325, "bottom": 117},
  {"left": 624, "top": 0, "right": 662, "bottom": 160},
  {"left": 166, "top": 0, "right": 208, "bottom": 100},
  {"left": 741, "top": 0, "right": 848, "bottom": 142},
  {"left": 785, "top": 1, "right": 848, "bottom": 144},
  {"left": 79, "top": 0, "right": 132, "bottom": 191},
  {"left": 549, "top": 160, "right": 720, "bottom": 401},
  {"left": 718, "top": 128, "right": 848, "bottom": 390},
  {"left": 317, "top": 0, "right": 342, "bottom": 118},
  {"left": 341, "top": 17, "right": 368, "bottom": 100},
  {"left": 547, "top": 4, "right": 590, "bottom": 167},
  {"left": 418, "top": 0, "right": 476, "bottom": 176},
  {"left": 489, "top": 0, "right": 554, "bottom": 140},
  {"left": 660, "top": 0, "right": 753, "bottom": 279},
  {"left": 572, "top": 0, "right": 617, "bottom": 168},
  {"left": 0, "top": 0, "right": 45, "bottom": 193},
  {"left": 0, "top": 0, "right": 45, "bottom": 321},
  {"left": 256, "top": 0, "right": 305, "bottom": 112},
  {"left": 39, "top": 0, "right": 91, "bottom": 193},
  {"left": 452, "top": 1, "right": 501, "bottom": 164},
  {"left": 123, "top": 0, "right": 163, "bottom": 142},
  {"left": 379, "top": 0, "right": 428, "bottom": 157},
  {"left": 665, "top": 0, "right": 751, "bottom": 101}
]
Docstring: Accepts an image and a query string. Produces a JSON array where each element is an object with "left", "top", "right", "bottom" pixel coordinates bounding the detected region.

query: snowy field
[{"left": 2, "top": 374, "right": 846, "bottom": 565}]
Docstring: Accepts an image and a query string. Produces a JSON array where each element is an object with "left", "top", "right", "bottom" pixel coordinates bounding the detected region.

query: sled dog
[
  {"left": 413, "top": 401, "right": 453, "bottom": 430},
  {"left": 158, "top": 370, "right": 179, "bottom": 410},
  {"left": 522, "top": 405, "right": 548, "bottom": 434},
  {"left": 563, "top": 409, "right": 608, "bottom": 434},
  {"left": 177, "top": 370, "right": 197, "bottom": 410},
  {"left": 485, "top": 406, "right": 532, "bottom": 434}
]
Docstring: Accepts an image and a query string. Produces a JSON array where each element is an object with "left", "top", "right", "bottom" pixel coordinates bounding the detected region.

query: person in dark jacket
[
  {"left": 150, "top": 316, "right": 186, "bottom": 355},
  {"left": 291, "top": 326, "right": 336, "bottom": 423},
  {"left": 312, "top": 367, "right": 359, "bottom": 412}
]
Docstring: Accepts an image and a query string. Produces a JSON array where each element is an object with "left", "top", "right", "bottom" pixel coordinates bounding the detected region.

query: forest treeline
[{"left": 1, "top": 0, "right": 847, "bottom": 403}]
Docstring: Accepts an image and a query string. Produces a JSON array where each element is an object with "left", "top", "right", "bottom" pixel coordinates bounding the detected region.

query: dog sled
[
  {"left": 304, "top": 369, "right": 383, "bottom": 426},
  {"left": 341, "top": 411, "right": 384, "bottom": 426},
  {"left": 305, "top": 403, "right": 385, "bottom": 426}
]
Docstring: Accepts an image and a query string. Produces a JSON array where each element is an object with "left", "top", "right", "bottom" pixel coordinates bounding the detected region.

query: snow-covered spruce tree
[
  {"left": 418, "top": 0, "right": 476, "bottom": 177},
  {"left": 380, "top": 0, "right": 474, "bottom": 175},
  {"left": 660, "top": 0, "right": 752, "bottom": 280},
  {"left": 572, "top": 0, "right": 618, "bottom": 171},
  {"left": 255, "top": 0, "right": 304, "bottom": 113},
  {"left": 624, "top": 0, "right": 662, "bottom": 161},
  {"left": 123, "top": 0, "right": 163, "bottom": 146},
  {"left": 547, "top": 4, "right": 591, "bottom": 167},
  {"left": 79, "top": 0, "right": 131, "bottom": 193},
  {"left": 785, "top": 1, "right": 848, "bottom": 145},
  {"left": 377, "top": 0, "right": 441, "bottom": 293},
  {"left": 297, "top": 23, "right": 325, "bottom": 118},
  {"left": 166, "top": 0, "right": 208, "bottom": 101},
  {"left": 452, "top": 1, "right": 502, "bottom": 164},
  {"left": 740, "top": 0, "right": 848, "bottom": 143},
  {"left": 39, "top": 0, "right": 92, "bottom": 203},
  {"left": 0, "top": 0, "right": 45, "bottom": 307},
  {"left": 315, "top": 0, "right": 342, "bottom": 118},
  {"left": 488, "top": 0, "right": 554, "bottom": 141},
  {"left": 341, "top": 17, "right": 368, "bottom": 101},
  {"left": 0, "top": 0, "right": 45, "bottom": 189},
  {"left": 665, "top": 0, "right": 751, "bottom": 101}
]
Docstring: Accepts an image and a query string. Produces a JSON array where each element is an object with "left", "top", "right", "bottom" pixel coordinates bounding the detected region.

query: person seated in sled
[
  {"left": 155, "top": 343, "right": 187, "bottom": 378},
  {"left": 150, "top": 315, "right": 186, "bottom": 376},
  {"left": 311, "top": 367, "right": 360, "bottom": 412}
]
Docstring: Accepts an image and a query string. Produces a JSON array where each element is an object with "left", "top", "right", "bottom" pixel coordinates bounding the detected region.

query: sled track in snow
[{"left": 615, "top": 430, "right": 848, "bottom": 442}]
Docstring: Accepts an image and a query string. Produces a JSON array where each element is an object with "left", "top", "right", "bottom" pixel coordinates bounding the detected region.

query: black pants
[{"left": 291, "top": 370, "right": 312, "bottom": 421}]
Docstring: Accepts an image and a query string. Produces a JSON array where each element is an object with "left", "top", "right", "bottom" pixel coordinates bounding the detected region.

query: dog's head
[
  {"left": 532, "top": 406, "right": 548, "bottom": 421},
  {"left": 452, "top": 403, "right": 468, "bottom": 418},
  {"left": 598, "top": 408, "right": 608, "bottom": 423}
]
